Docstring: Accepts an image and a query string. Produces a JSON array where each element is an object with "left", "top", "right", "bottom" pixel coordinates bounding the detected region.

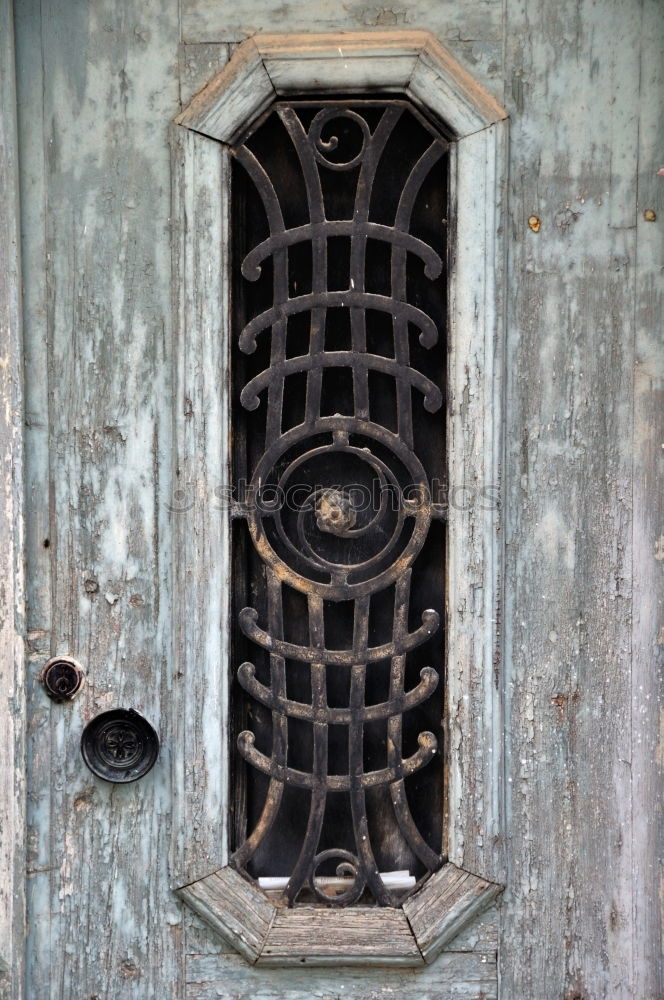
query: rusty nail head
[
  {"left": 644, "top": 208, "right": 657, "bottom": 222},
  {"left": 528, "top": 215, "right": 541, "bottom": 232}
]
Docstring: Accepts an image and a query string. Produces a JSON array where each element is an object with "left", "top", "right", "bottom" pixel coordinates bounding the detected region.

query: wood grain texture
[
  {"left": 632, "top": 1, "right": 664, "bottom": 995},
  {"left": 500, "top": 0, "right": 655, "bottom": 997},
  {"left": 12, "top": 0, "right": 661, "bottom": 995},
  {"left": 179, "top": 43, "right": 231, "bottom": 107},
  {"left": 178, "top": 866, "right": 500, "bottom": 966},
  {"left": 0, "top": 1, "right": 25, "bottom": 996},
  {"left": 181, "top": 0, "right": 504, "bottom": 61},
  {"left": 259, "top": 907, "right": 422, "bottom": 966},
  {"left": 185, "top": 899, "right": 499, "bottom": 955},
  {"left": 260, "top": 31, "right": 506, "bottom": 133},
  {"left": 186, "top": 951, "right": 498, "bottom": 999},
  {"left": 170, "top": 127, "right": 230, "bottom": 887},
  {"left": 406, "top": 33, "right": 507, "bottom": 135},
  {"left": 13, "top": 4, "right": 53, "bottom": 998},
  {"left": 403, "top": 864, "right": 502, "bottom": 964},
  {"left": 16, "top": 0, "right": 185, "bottom": 996},
  {"left": 175, "top": 37, "right": 275, "bottom": 142},
  {"left": 177, "top": 32, "right": 507, "bottom": 143},
  {"left": 447, "top": 123, "right": 507, "bottom": 885},
  {"left": 263, "top": 45, "right": 418, "bottom": 97},
  {"left": 177, "top": 868, "right": 275, "bottom": 964}
]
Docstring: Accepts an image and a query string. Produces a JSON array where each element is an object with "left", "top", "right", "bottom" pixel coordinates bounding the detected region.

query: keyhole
[{"left": 41, "top": 656, "right": 85, "bottom": 702}]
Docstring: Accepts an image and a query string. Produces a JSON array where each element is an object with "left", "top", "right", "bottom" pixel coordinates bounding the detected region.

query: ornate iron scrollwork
[{"left": 230, "top": 99, "right": 448, "bottom": 907}]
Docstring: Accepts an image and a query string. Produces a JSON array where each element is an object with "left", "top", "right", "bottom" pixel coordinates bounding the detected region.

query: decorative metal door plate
[{"left": 81, "top": 709, "right": 159, "bottom": 783}]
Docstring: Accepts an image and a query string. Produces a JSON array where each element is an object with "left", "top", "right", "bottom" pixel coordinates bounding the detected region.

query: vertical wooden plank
[
  {"left": 170, "top": 127, "right": 231, "bottom": 886},
  {"left": 16, "top": 0, "right": 185, "bottom": 995},
  {"left": 14, "top": 3, "right": 55, "bottom": 995},
  {"left": 632, "top": 1, "right": 664, "bottom": 996},
  {"left": 501, "top": 0, "right": 642, "bottom": 996},
  {"left": 0, "top": 1, "right": 26, "bottom": 997},
  {"left": 447, "top": 123, "right": 507, "bottom": 885}
]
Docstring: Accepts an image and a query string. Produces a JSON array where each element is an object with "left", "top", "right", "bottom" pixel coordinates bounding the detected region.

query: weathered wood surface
[
  {"left": 16, "top": 0, "right": 184, "bottom": 996},
  {"left": 11, "top": 0, "right": 663, "bottom": 997},
  {"left": 180, "top": 0, "right": 504, "bottom": 63},
  {"left": 177, "top": 868, "right": 274, "bottom": 964},
  {"left": 260, "top": 31, "right": 419, "bottom": 95},
  {"left": 259, "top": 907, "right": 422, "bottom": 966},
  {"left": 186, "top": 951, "right": 498, "bottom": 1000},
  {"left": 501, "top": 0, "right": 663, "bottom": 998},
  {"left": 13, "top": 4, "right": 51, "bottom": 996},
  {"left": 447, "top": 121, "right": 507, "bottom": 885},
  {"left": 403, "top": 864, "right": 502, "bottom": 964},
  {"left": 406, "top": 34, "right": 506, "bottom": 135},
  {"left": 0, "top": 1, "right": 25, "bottom": 997},
  {"left": 178, "top": 863, "right": 500, "bottom": 966},
  {"left": 170, "top": 127, "right": 230, "bottom": 887},
  {"left": 179, "top": 43, "right": 231, "bottom": 107},
  {"left": 184, "top": 897, "right": 500, "bottom": 956},
  {"left": 177, "top": 32, "right": 506, "bottom": 143},
  {"left": 632, "top": 1, "right": 664, "bottom": 995},
  {"left": 176, "top": 38, "right": 275, "bottom": 142}
]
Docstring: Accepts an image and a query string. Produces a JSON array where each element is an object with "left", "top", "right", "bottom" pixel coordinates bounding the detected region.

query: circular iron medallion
[
  {"left": 81, "top": 709, "right": 159, "bottom": 783},
  {"left": 245, "top": 416, "right": 432, "bottom": 601}
]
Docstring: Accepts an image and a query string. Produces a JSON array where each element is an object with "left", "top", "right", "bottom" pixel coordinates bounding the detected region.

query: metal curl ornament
[
  {"left": 308, "top": 108, "right": 371, "bottom": 170},
  {"left": 309, "top": 850, "right": 367, "bottom": 906}
]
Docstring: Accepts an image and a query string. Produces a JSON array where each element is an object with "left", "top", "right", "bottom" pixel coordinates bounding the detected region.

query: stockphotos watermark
[{"left": 164, "top": 478, "right": 500, "bottom": 515}]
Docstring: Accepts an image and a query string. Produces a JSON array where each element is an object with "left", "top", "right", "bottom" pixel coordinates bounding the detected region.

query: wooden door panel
[
  {"left": 16, "top": 0, "right": 182, "bottom": 996},
  {"left": 6, "top": 0, "right": 661, "bottom": 998}
]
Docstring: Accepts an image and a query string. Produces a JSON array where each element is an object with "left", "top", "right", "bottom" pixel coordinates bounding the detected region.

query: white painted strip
[{"left": 258, "top": 871, "right": 416, "bottom": 890}]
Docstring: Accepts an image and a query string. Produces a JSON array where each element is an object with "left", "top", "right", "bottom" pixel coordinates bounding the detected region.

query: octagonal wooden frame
[{"left": 171, "top": 30, "right": 507, "bottom": 967}]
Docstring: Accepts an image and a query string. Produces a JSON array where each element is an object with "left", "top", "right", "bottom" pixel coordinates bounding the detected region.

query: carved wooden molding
[
  {"left": 176, "top": 862, "right": 502, "bottom": 967},
  {"left": 171, "top": 30, "right": 507, "bottom": 964},
  {"left": 176, "top": 30, "right": 507, "bottom": 143}
]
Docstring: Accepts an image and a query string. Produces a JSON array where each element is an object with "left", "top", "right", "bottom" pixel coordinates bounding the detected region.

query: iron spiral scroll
[{"left": 230, "top": 99, "right": 448, "bottom": 907}]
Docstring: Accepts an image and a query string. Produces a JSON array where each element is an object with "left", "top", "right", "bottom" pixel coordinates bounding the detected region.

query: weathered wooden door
[{"left": 1, "top": 0, "right": 662, "bottom": 998}]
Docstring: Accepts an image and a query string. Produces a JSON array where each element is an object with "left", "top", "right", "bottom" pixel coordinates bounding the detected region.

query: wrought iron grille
[{"left": 230, "top": 98, "right": 448, "bottom": 907}]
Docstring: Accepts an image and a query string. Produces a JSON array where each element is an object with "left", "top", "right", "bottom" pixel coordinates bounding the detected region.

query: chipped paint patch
[{"left": 535, "top": 508, "right": 575, "bottom": 571}]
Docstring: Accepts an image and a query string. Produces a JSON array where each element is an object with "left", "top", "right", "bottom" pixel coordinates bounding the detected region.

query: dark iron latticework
[{"left": 230, "top": 99, "right": 448, "bottom": 907}]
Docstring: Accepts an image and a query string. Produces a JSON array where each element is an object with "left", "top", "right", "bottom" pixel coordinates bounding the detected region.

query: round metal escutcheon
[
  {"left": 41, "top": 656, "right": 85, "bottom": 702},
  {"left": 81, "top": 709, "right": 159, "bottom": 783}
]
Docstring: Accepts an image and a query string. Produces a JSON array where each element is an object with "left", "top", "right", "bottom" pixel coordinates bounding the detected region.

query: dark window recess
[{"left": 230, "top": 99, "right": 448, "bottom": 908}]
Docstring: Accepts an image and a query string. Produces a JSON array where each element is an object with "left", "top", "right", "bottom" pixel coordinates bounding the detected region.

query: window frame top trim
[{"left": 175, "top": 30, "right": 507, "bottom": 144}]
